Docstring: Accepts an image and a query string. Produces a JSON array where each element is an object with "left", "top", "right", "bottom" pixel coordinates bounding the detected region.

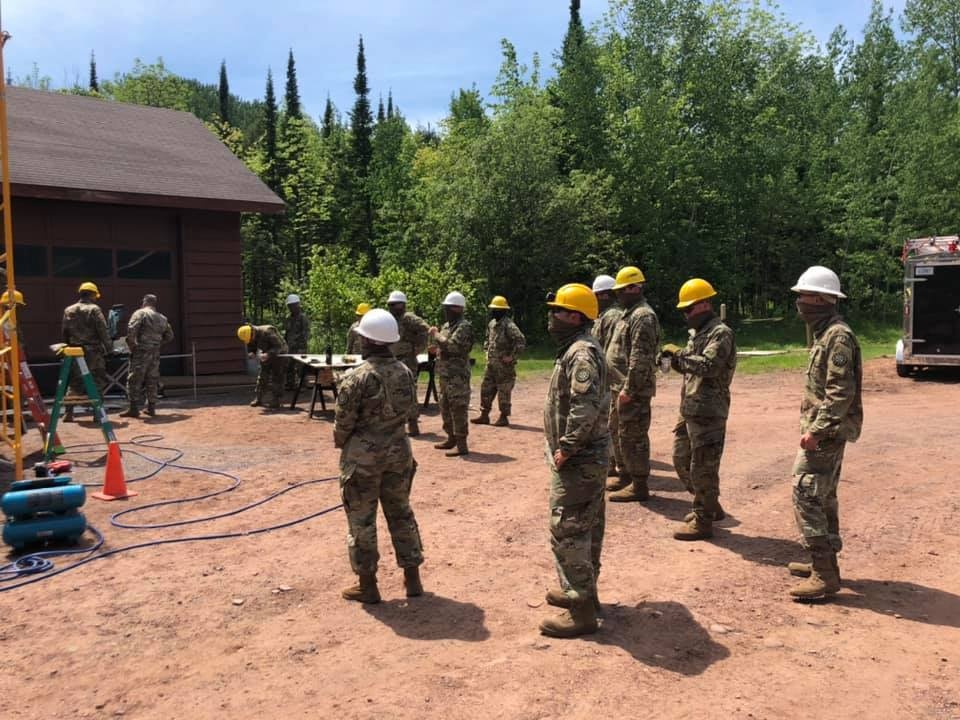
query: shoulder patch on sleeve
[
  {"left": 831, "top": 351, "right": 849, "bottom": 367},
  {"left": 575, "top": 367, "right": 591, "bottom": 383}
]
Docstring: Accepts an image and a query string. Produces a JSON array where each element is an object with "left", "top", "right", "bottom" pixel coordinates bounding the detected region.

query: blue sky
[{"left": 5, "top": 0, "right": 906, "bottom": 129}]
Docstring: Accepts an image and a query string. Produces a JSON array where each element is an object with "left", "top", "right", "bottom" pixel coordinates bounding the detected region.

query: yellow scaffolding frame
[{"left": 0, "top": 28, "right": 24, "bottom": 481}]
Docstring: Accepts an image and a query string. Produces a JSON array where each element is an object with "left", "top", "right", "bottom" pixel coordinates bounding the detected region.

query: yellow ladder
[{"left": 0, "top": 28, "right": 24, "bottom": 481}]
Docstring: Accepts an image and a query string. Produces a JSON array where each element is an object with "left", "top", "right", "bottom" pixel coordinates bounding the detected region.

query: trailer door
[{"left": 912, "top": 264, "right": 960, "bottom": 355}]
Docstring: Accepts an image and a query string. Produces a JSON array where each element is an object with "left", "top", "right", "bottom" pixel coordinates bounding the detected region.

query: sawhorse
[{"left": 45, "top": 346, "right": 117, "bottom": 460}]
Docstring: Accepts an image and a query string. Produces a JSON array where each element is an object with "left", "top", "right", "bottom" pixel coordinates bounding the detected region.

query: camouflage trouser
[
  {"left": 479, "top": 360, "right": 517, "bottom": 415},
  {"left": 606, "top": 392, "right": 624, "bottom": 471},
  {"left": 792, "top": 439, "right": 846, "bottom": 553},
  {"left": 402, "top": 354, "right": 421, "bottom": 422},
  {"left": 69, "top": 346, "right": 107, "bottom": 396},
  {"left": 126, "top": 347, "right": 162, "bottom": 406},
  {"left": 255, "top": 357, "right": 287, "bottom": 405},
  {"left": 549, "top": 459, "right": 606, "bottom": 603},
  {"left": 340, "top": 459, "right": 423, "bottom": 575},
  {"left": 439, "top": 373, "right": 470, "bottom": 438},
  {"left": 673, "top": 415, "right": 726, "bottom": 521},
  {"left": 612, "top": 394, "right": 652, "bottom": 479},
  {"left": 285, "top": 344, "right": 307, "bottom": 386}
]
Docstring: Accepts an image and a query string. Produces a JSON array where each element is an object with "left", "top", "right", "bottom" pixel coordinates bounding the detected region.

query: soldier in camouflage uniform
[
  {"left": 787, "top": 266, "right": 863, "bottom": 601},
  {"left": 120, "top": 294, "right": 174, "bottom": 418},
  {"left": 592, "top": 274, "right": 624, "bottom": 477},
  {"left": 61, "top": 282, "right": 113, "bottom": 422},
  {"left": 606, "top": 266, "right": 662, "bottom": 502},
  {"left": 662, "top": 279, "right": 737, "bottom": 541},
  {"left": 335, "top": 308, "right": 424, "bottom": 604},
  {"left": 283, "top": 294, "right": 310, "bottom": 389},
  {"left": 471, "top": 295, "right": 526, "bottom": 427},
  {"left": 429, "top": 291, "right": 474, "bottom": 457},
  {"left": 346, "top": 303, "right": 371, "bottom": 355},
  {"left": 540, "top": 283, "right": 609, "bottom": 639},
  {"left": 237, "top": 324, "right": 288, "bottom": 410},
  {"left": 387, "top": 291, "right": 430, "bottom": 436}
]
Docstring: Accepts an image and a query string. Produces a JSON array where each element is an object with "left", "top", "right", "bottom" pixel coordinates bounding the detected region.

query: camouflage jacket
[
  {"left": 435, "top": 317, "right": 474, "bottom": 380},
  {"left": 346, "top": 320, "right": 362, "bottom": 355},
  {"left": 390, "top": 312, "right": 430, "bottom": 363},
  {"left": 62, "top": 300, "right": 112, "bottom": 355},
  {"left": 676, "top": 315, "right": 736, "bottom": 419},
  {"left": 605, "top": 300, "right": 661, "bottom": 397},
  {"left": 284, "top": 312, "right": 310, "bottom": 352},
  {"left": 126, "top": 306, "right": 174, "bottom": 351},
  {"left": 247, "top": 325, "right": 287, "bottom": 359},
  {"left": 801, "top": 315, "right": 863, "bottom": 442},
  {"left": 334, "top": 355, "right": 416, "bottom": 466},
  {"left": 593, "top": 305, "right": 623, "bottom": 356},
  {"left": 484, "top": 316, "right": 525, "bottom": 363},
  {"left": 544, "top": 328, "right": 610, "bottom": 465}
]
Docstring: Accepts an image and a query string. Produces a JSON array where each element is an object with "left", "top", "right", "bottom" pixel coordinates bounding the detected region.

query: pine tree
[
  {"left": 386, "top": 90, "right": 394, "bottom": 119},
  {"left": 264, "top": 69, "right": 279, "bottom": 192},
  {"left": 322, "top": 95, "right": 335, "bottom": 139},
  {"left": 285, "top": 49, "right": 301, "bottom": 118},
  {"left": 350, "top": 36, "right": 373, "bottom": 175},
  {"left": 89, "top": 51, "right": 99, "bottom": 92},
  {"left": 218, "top": 60, "right": 230, "bottom": 122},
  {"left": 377, "top": 94, "right": 386, "bottom": 123}
]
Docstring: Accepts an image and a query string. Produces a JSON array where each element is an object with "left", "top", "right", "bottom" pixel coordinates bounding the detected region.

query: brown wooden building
[{"left": 5, "top": 87, "right": 284, "bottom": 377}]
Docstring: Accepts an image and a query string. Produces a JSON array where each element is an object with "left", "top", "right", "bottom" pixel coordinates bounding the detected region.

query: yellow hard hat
[
  {"left": 676, "top": 278, "right": 717, "bottom": 309},
  {"left": 612, "top": 266, "right": 646, "bottom": 290},
  {"left": 488, "top": 295, "right": 510, "bottom": 310},
  {"left": 547, "top": 283, "right": 599, "bottom": 320},
  {"left": 355, "top": 302, "right": 372, "bottom": 316},
  {"left": 237, "top": 325, "right": 254, "bottom": 344},
  {"left": 78, "top": 281, "right": 101, "bottom": 299},
  {"left": 1, "top": 289, "right": 25, "bottom": 306}
]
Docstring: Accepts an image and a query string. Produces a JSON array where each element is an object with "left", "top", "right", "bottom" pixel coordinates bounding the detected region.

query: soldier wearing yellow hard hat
[
  {"left": 346, "top": 302, "right": 372, "bottom": 355},
  {"left": 606, "top": 266, "right": 662, "bottom": 504},
  {"left": 539, "top": 282, "right": 607, "bottom": 639},
  {"left": 60, "top": 281, "right": 112, "bottom": 422},
  {"left": 237, "top": 322, "right": 288, "bottom": 410},
  {"left": 661, "top": 278, "right": 736, "bottom": 542},
  {"left": 471, "top": 295, "right": 526, "bottom": 426},
  {"left": 1, "top": 289, "right": 25, "bottom": 306}
]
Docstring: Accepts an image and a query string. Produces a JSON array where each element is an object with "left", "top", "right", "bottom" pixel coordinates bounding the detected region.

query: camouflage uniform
[
  {"left": 793, "top": 314, "right": 863, "bottom": 553},
  {"left": 334, "top": 354, "right": 423, "bottom": 575},
  {"left": 248, "top": 325, "right": 288, "bottom": 406},
  {"left": 390, "top": 312, "right": 430, "bottom": 420},
  {"left": 435, "top": 317, "right": 474, "bottom": 438},
  {"left": 62, "top": 299, "right": 112, "bottom": 394},
  {"left": 346, "top": 320, "right": 363, "bottom": 355},
  {"left": 544, "top": 326, "right": 609, "bottom": 605},
  {"left": 605, "top": 300, "right": 661, "bottom": 482},
  {"left": 125, "top": 306, "right": 174, "bottom": 407},
  {"left": 672, "top": 316, "right": 737, "bottom": 522},
  {"left": 479, "top": 316, "right": 526, "bottom": 417},
  {"left": 284, "top": 311, "right": 310, "bottom": 387},
  {"left": 594, "top": 304, "right": 624, "bottom": 471}
]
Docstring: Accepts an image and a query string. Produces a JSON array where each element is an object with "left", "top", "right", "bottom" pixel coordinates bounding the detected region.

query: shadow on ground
[
  {"left": 833, "top": 579, "right": 960, "bottom": 628},
  {"left": 364, "top": 592, "right": 490, "bottom": 641},
  {"left": 588, "top": 600, "right": 729, "bottom": 675}
]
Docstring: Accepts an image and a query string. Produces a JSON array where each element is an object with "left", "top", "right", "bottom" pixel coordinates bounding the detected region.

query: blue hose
[{"left": 0, "top": 435, "right": 342, "bottom": 592}]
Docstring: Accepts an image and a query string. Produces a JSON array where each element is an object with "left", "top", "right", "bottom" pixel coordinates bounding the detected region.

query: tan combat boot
[
  {"left": 545, "top": 588, "right": 602, "bottom": 614},
  {"left": 539, "top": 599, "right": 599, "bottom": 638},
  {"left": 789, "top": 551, "right": 840, "bottom": 600},
  {"left": 404, "top": 567, "right": 423, "bottom": 597},
  {"left": 492, "top": 413, "right": 509, "bottom": 427},
  {"left": 673, "top": 516, "right": 713, "bottom": 541},
  {"left": 342, "top": 573, "right": 381, "bottom": 604},
  {"left": 470, "top": 410, "right": 491, "bottom": 425},
  {"left": 434, "top": 435, "right": 457, "bottom": 450},
  {"left": 788, "top": 553, "right": 841, "bottom": 582},
  {"left": 605, "top": 472, "right": 631, "bottom": 492},
  {"left": 684, "top": 503, "right": 726, "bottom": 523},
  {"left": 119, "top": 403, "right": 140, "bottom": 418},
  {"left": 407, "top": 419, "right": 420, "bottom": 437},
  {"left": 608, "top": 476, "right": 650, "bottom": 502},
  {"left": 445, "top": 436, "right": 469, "bottom": 457}
]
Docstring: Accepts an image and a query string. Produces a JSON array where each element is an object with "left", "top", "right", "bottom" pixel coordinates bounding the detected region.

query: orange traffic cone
[{"left": 91, "top": 441, "right": 138, "bottom": 501}]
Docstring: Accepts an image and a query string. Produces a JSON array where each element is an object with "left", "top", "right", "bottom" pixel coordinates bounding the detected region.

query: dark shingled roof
[{"left": 4, "top": 86, "right": 284, "bottom": 214}]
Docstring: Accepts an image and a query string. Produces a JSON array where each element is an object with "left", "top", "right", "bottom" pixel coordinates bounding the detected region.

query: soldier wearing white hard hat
[
  {"left": 283, "top": 292, "right": 310, "bottom": 389},
  {"left": 386, "top": 290, "right": 430, "bottom": 436},
  {"left": 592, "top": 274, "right": 625, "bottom": 477},
  {"left": 428, "top": 291, "right": 474, "bottom": 456}
]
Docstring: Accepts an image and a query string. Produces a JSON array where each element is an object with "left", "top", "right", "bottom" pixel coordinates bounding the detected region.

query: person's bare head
[{"left": 142, "top": 294, "right": 158, "bottom": 308}]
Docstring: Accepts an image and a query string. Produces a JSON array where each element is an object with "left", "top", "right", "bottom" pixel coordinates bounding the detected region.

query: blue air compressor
[{"left": 2, "top": 474, "right": 87, "bottom": 550}]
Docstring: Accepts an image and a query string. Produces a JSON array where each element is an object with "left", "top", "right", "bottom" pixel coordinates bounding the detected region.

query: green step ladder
[{"left": 44, "top": 346, "right": 117, "bottom": 460}]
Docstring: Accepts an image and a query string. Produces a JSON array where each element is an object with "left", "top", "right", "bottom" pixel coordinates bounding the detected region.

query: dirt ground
[{"left": 1, "top": 359, "right": 959, "bottom": 720}]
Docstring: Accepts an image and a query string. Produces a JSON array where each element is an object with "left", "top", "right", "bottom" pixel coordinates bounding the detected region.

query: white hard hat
[
  {"left": 387, "top": 290, "right": 407, "bottom": 304},
  {"left": 791, "top": 265, "right": 846, "bottom": 299},
  {"left": 356, "top": 308, "right": 400, "bottom": 344},
  {"left": 442, "top": 291, "right": 466, "bottom": 307},
  {"left": 286, "top": 294, "right": 301, "bottom": 305},
  {"left": 592, "top": 274, "right": 616, "bottom": 293}
]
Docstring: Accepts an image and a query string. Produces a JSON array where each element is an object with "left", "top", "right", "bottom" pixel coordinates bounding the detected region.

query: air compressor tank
[{"left": 3, "top": 511, "right": 87, "bottom": 550}]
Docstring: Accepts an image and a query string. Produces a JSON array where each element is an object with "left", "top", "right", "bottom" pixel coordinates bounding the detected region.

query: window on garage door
[
  {"left": 52, "top": 247, "right": 112, "bottom": 278},
  {"left": 117, "top": 250, "right": 172, "bottom": 280}
]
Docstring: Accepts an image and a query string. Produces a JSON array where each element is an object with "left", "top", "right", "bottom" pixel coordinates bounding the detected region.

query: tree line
[{"left": 16, "top": 0, "right": 959, "bottom": 348}]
